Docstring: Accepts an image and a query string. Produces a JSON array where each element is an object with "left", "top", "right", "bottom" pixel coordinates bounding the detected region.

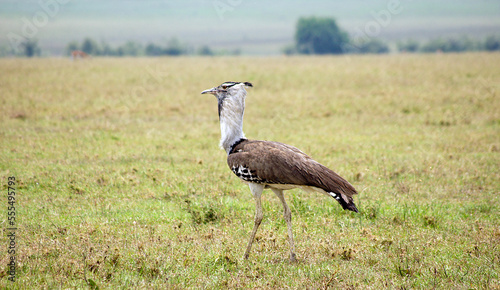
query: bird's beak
[{"left": 201, "top": 87, "right": 217, "bottom": 95}]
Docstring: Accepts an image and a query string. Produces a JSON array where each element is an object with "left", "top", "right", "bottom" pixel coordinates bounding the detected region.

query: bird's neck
[{"left": 219, "top": 95, "right": 246, "bottom": 154}]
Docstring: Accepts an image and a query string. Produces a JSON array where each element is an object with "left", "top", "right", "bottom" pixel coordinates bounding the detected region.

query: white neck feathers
[{"left": 219, "top": 89, "right": 246, "bottom": 154}]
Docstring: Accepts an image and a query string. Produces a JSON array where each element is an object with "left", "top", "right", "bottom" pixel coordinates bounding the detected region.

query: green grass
[{"left": 1, "top": 54, "right": 499, "bottom": 288}]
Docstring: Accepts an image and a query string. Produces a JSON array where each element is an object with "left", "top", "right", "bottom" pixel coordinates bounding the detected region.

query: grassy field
[{"left": 1, "top": 53, "right": 499, "bottom": 288}]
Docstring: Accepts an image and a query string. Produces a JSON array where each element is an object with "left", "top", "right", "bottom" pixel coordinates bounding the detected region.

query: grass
[{"left": 1, "top": 53, "right": 499, "bottom": 288}]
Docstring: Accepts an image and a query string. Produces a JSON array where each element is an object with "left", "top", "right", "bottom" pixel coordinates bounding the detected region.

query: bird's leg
[
  {"left": 271, "top": 188, "right": 296, "bottom": 262},
  {"left": 244, "top": 183, "right": 264, "bottom": 260}
]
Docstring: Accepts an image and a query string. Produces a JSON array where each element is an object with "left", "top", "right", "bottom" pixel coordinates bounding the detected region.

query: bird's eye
[{"left": 221, "top": 85, "right": 228, "bottom": 90}]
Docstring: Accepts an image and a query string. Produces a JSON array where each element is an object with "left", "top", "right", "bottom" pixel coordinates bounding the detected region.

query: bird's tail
[
  {"left": 327, "top": 191, "right": 358, "bottom": 213},
  {"left": 340, "top": 193, "right": 358, "bottom": 213}
]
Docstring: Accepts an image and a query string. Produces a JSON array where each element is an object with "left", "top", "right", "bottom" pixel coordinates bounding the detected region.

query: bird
[{"left": 201, "top": 81, "right": 358, "bottom": 262}]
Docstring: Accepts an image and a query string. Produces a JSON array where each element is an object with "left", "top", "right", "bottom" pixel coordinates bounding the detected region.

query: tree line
[
  {"left": 2, "top": 16, "right": 499, "bottom": 57},
  {"left": 287, "top": 16, "right": 500, "bottom": 55},
  {"left": 397, "top": 36, "right": 500, "bottom": 53},
  {"left": 64, "top": 37, "right": 241, "bottom": 57},
  {"left": 62, "top": 32, "right": 500, "bottom": 57}
]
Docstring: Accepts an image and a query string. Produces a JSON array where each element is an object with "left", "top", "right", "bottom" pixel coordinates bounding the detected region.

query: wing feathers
[{"left": 227, "top": 139, "right": 358, "bottom": 212}]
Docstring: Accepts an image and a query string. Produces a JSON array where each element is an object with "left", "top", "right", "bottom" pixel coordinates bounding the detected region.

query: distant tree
[
  {"left": 484, "top": 35, "right": 500, "bottom": 51},
  {"left": 420, "top": 38, "right": 446, "bottom": 53},
  {"left": 295, "top": 16, "right": 349, "bottom": 54},
  {"left": 445, "top": 37, "right": 474, "bottom": 52},
  {"left": 145, "top": 43, "right": 163, "bottom": 56},
  {"left": 397, "top": 39, "right": 420, "bottom": 53},
  {"left": 81, "top": 37, "right": 101, "bottom": 55},
  {"left": 420, "top": 37, "right": 476, "bottom": 53},
  {"left": 163, "top": 38, "right": 186, "bottom": 55},
  {"left": 350, "top": 39, "right": 389, "bottom": 54},
  {"left": 197, "top": 45, "right": 214, "bottom": 56},
  {"left": 21, "top": 38, "right": 41, "bottom": 57},
  {"left": 65, "top": 41, "right": 80, "bottom": 56},
  {"left": 100, "top": 41, "right": 118, "bottom": 56},
  {"left": 118, "top": 41, "right": 143, "bottom": 56}
]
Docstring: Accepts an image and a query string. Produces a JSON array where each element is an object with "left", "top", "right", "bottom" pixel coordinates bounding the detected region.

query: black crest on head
[{"left": 220, "top": 81, "right": 253, "bottom": 89}]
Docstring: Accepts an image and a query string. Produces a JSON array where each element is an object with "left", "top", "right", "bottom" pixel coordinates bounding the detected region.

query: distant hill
[{"left": 1, "top": 0, "right": 499, "bottom": 55}]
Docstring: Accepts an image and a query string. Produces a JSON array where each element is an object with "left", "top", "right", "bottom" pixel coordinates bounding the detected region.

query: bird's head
[
  {"left": 201, "top": 81, "right": 253, "bottom": 99},
  {"left": 202, "top": 81, "right": 253, "bottom": 119},
  {"left": 202, "top": 81, "right": 253, "bottom": 151}
]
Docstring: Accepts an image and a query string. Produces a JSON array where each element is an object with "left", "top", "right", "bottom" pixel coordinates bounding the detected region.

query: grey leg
[
  {"left": 271, "top": 188, "right": 296, "bottom": 262},
  {"left": 244, "top": 183, "right": 264, "bottom": 259}
]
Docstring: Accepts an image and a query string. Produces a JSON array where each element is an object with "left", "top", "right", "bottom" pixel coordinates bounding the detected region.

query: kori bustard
[{"left": 201, "top": 81, "right": 358, "bottom": 262}]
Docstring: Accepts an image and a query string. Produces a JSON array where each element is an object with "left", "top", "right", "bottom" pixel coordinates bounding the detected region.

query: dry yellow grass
[{"left": 0, "top": 53, "right": 499, "bottom": 288}]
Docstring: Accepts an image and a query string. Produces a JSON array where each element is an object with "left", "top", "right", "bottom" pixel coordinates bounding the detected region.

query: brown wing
[{"left": 227, "top": 139, "right": 358, "bottom": 212}]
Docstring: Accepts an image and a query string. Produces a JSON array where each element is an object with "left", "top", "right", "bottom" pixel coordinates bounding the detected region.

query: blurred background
[{"left": 1, "top": 0, "right": 499, "bottom": 57}]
